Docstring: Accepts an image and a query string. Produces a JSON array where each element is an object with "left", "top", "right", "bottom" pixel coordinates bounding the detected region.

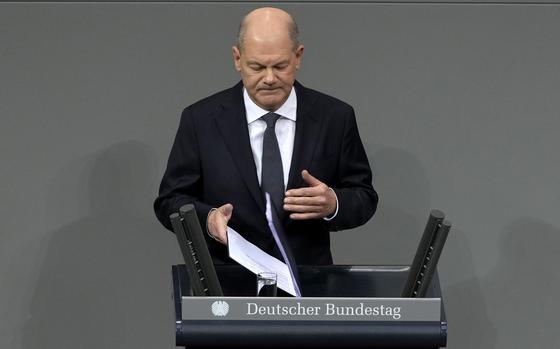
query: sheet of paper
[{"left": 227, "top": 227, "right": 299, "bottom": 297}]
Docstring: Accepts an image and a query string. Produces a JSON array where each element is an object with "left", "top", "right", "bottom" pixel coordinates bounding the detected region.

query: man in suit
[{"left": 154, "top": 7, "right": 378, "bottom": 265}]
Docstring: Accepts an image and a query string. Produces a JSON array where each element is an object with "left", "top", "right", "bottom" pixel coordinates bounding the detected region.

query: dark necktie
[
  {"left": 261, "top": 112, "right": 285, "bottom": 218},
  {"left": 260, "top": 113, "right": 302, "bottom": 296}
]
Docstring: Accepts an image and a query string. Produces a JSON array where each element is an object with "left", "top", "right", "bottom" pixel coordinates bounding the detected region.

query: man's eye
[{"left": 250, "top": 65, "right": 264, "bottom": 71}]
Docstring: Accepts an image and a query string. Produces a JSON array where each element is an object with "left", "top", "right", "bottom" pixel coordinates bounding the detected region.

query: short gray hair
[{"left": 236, "top": 15, "right": 300, "bottom": 52}]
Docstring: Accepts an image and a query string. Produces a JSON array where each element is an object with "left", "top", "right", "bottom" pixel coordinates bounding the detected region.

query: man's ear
[
  {"left": 295, "top": 44, "right": 304, "bottom": 70},
  {"left": 232, "top": 46, "right": 242, "bottom": 72}
]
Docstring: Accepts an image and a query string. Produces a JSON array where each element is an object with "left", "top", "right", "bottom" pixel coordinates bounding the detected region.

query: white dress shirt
[
  {"left": 243, "top": 87, "right": 339, "bottom": 220},
  {"left": 206, "top": 86, "right": 338, "bottom": 238},
  {"left": 244, "top": 87, "right": 297, "bottom": 189}
]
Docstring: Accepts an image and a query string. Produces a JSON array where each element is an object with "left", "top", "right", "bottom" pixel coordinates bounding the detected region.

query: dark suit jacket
[{"left": 154, "top": 81, "right": 378, "bottom": 265}]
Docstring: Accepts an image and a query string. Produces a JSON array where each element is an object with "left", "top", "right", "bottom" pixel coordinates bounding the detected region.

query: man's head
[{"left": 232, "top": 7, "right": 304, "bottom": 111}]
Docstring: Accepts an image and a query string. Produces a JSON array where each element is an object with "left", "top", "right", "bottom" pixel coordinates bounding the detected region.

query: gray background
[{"left": 1, "top": 1, "right": 559, "bottom": 348}]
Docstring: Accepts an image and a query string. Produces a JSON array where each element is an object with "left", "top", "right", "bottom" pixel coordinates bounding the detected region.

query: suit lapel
[
  {"left": 215, "top": 83, "right": 266, "bottom": 215},
  {"left": 287, "top": 81, "right": 321, "bottom": 191}
]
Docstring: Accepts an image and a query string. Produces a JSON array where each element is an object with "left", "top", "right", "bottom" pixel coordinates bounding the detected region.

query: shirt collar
[{"left": 243, "top": 86, "right": 297, "bottom": 124}]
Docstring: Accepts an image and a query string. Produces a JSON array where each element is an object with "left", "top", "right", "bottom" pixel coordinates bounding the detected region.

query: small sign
[{"left": 182, "top": 297, "right": 441, "bottom": 322}]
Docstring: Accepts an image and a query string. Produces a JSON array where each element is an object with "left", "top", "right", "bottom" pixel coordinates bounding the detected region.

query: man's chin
[{"left": 255, "top": 96, "right": 283, "bottom": 111}]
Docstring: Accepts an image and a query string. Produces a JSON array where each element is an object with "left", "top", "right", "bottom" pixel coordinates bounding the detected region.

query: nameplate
[{"left": 181, "top": 297, "right": 441, "bottom": 322}]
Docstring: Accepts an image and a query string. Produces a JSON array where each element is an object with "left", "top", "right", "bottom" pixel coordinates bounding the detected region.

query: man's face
[{"left": 233, "top": 35, "right": 303, "bottom": 111}]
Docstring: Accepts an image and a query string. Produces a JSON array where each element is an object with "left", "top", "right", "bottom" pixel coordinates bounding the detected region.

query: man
[{"left": 154, "top": 7, "right": 378, "bottom": 265}]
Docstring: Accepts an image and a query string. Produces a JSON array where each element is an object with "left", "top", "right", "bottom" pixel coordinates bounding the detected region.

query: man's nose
[{"left": 263, "top": 68, "right": 276, "bottom": 84}]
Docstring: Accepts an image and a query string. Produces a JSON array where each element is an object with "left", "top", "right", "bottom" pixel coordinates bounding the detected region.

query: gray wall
[{"left": 1, "top": 2, "right": 559, "bottom": 348}]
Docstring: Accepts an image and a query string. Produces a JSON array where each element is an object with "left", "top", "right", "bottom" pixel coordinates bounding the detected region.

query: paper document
[{"left": 227, "top": 227, "right": 299, "bottom": 297}]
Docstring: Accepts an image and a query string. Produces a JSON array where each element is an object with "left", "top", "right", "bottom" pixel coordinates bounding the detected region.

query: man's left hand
[{"left": 283, "top": 170, "right": 337, "bottom": 220}]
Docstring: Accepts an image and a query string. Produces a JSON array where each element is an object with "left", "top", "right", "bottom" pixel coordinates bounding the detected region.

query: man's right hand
[{"left": 207, "top": 203, "right": 233, "bottom": 245}]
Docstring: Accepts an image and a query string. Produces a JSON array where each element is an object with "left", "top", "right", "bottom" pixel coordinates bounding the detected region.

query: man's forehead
[
  {"left": 244, "top": 31, "right": 292, "bottom": 47},
  {"left": 245, "top": 54, "right": 292, "bottom": 65},
  {"left": 241, "top": 37, "right": 294, "bottom": 57},
  {"left": 241, "top": 35, "right": 294, "bottom": 54}
]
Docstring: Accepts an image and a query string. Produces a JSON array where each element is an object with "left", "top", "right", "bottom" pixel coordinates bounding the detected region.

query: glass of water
[{"left": 256, "top": 272, "right": 277, "bottom": 297}]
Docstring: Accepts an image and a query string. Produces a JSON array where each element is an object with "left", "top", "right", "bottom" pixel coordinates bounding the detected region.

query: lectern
[{"left": 171, "top": 264, "right": 448, "bottom": 348}]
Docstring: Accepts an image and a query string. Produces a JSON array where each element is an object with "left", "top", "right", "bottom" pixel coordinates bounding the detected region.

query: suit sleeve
[
  {"left": 153, "top": 107, "right": 214, "bottom": 234},
  {"left": 328, "top": 107, "right": 378, "bottom": 231}
]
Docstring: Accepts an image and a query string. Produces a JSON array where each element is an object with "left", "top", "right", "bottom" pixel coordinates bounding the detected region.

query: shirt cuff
[{"left": 323, "top": 187, "right": 339, "bottom": 221}]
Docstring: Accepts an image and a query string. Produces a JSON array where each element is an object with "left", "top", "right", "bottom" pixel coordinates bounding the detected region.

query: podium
[{"left": 172, "top": 264, "right": 448, "bottom": 348}]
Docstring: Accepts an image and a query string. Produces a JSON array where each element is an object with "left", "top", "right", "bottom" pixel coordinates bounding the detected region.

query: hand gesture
[
  {"left": 284, "top": 170, "right": 337, "bottom": 220},
  {"left": 207, "top": 203, "right": 233, "bottom": 245}
]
